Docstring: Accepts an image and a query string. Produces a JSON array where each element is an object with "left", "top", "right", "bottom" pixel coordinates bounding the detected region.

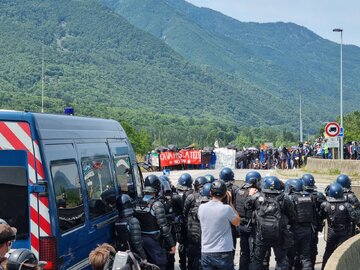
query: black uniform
[
  {"left": 226, "top": 182, "right": 241, "bottom": 255},
  {"left": 235, "top": 185, "right": 256, "bottom": 270},
  {"left": 307, "top": 190, "right": 326, "bottom": 268},
  {"left": 172, "top": 189, "right": 193, "bottom": 270},
  {"left": 287, "top": 191, "right": 316, "bottom": 270},
  {"left": 184, "top": 192, "right": 209, "bottom": 270},
  {"left": 320, "top": 196, "right": 359, "bottom": 270},
  {"left": 247, "top": 192, "right": 296, "bottom": 270},
  {"left": 161, "top": 194, "right": 176, "bottom": 270},
  {"left": 135, "top": 195, "right": 175, "bottom": 270},
  {"left": 114, "top": 216, "right": 147, "bottom": 260},
  {"left": 343, "top": 189, "right": 360, "bottom": 234}
]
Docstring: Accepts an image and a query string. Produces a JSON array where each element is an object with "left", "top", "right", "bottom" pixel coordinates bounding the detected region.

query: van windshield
[{"left": 0, "top": 167, "right": 29, "bottom": 239}]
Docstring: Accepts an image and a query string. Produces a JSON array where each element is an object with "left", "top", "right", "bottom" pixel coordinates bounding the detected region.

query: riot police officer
[
  {"left": 247, "top": 176, "right": 295, "bottom": 270},
  {"left": 114, "top": 194, "right": 147, "bottom": 261},
  {"left": 235, "top": 171, "right": 261, "bottom": 270},
  {"left": 186, "top": 183, "right": 212, "bottom": 270},
  {"left": 159, "top": 176, "right": 176, "bottom": 270},
  {"left": 6, "top": 248, "right": 40, "bottom": 270},
  {"left": 320, "top": 182, "right": 359, "bottom": 270},
  {"left": 287, "top": 179, "right": 316, "bottom": 270},
  {"left": 336, "top": 174, "right": 360, "bottom": 234},
  {"left": 135, "top": 175, "right": 176, "bottom": 270},
  {"left": 219, "top": 167, "right": 240, "bottom": 255},
  {"left": 301, "top": 173, "right": 326, "bottom": 268},
  {"left": 172, "top": 173, "right": 194, "bottom": 270}
]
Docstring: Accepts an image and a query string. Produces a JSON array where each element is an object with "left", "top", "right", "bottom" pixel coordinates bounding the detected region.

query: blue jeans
[{"left": 201, "top": 251, "right": 234, "bottom": 270}]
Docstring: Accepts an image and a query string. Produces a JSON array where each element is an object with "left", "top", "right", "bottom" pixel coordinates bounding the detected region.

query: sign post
[{"left": 325, "top": 122, "right": 340, "bottom": 159}]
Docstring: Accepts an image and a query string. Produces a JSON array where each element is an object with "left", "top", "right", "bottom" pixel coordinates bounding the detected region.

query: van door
[
  {"left": 76, "top": 142, "right": 117, "bottom": 245},
  {"left": 0, "top": 150, "right": 30, "bottom": 249},
  {"left": 108, "top": 140, "right": 143, "bottom": 199},
  {"left": 44, "top": 143, "right": 89, "bottom": 270}
]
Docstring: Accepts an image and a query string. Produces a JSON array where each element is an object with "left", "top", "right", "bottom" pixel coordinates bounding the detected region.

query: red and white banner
[{"left": 159, "top": 150, "right": 202, "bottom": 167}]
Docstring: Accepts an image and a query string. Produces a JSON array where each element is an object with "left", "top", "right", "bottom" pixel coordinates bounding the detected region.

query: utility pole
[
  {"left": 41, "top": 44, "right": 45, "bottom": 113},
  {"left": 299, "top": 94, "right": 303, "bottom": 143}
]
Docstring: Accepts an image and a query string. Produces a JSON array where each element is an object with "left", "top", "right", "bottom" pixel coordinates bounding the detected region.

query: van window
[
  {"left": 113, "top": 155, "right": 136, "bottom": 197},
  {"left": 81, "top": 157, "right": 114, "bottom": 219},
  {"left": 0, "top": 167, "right": 29, "bottom": 240},
  {"left": 132, "top": 165, "right": 143, "bottom": 198},
  {"left": 50, "top": 160, "right": 85, "bottom": 233}
]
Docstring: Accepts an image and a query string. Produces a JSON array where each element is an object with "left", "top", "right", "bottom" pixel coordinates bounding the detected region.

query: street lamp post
[{"left": 333, "top": 28, "right": 343, "bottom": 160}]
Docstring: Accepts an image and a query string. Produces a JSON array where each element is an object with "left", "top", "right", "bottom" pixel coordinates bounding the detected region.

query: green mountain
[
  {"left": 102, "top": 0, "right": 360, "bottom": 128},
  {"left": 0, "top": 0, "right": 308, "bottom": 150},
  {"left": 1, "top": 0, "right": 357, "bottom": 151}
]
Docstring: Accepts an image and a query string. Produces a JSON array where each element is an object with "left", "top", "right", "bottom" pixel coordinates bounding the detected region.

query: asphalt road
[{"left": 143, "top": 169, "right": 326, "bottom": 270}]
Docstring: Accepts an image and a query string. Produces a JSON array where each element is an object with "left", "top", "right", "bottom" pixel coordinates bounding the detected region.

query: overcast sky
[{"left": 186, "top": 0, "right": 360, "bottom": 47}]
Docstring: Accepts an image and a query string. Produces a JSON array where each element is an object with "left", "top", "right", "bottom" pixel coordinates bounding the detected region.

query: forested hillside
[
  {"left": 103, "top": 0, "right": 360, "bottom": 128},
  {"left": 2, "top": 0, "right": 358, "bottom": 153},
  {"left": 0, "top": 0, "right": 308, "bottom": 151}
]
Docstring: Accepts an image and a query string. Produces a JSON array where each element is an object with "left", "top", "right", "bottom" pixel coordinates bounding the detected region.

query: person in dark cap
[{"left": 0, "top": 222, "right": 17, "bottom": 270}]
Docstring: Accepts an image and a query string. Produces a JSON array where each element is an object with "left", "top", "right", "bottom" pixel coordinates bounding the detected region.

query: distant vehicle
[{"left": 0, "top": 110, "right": 144, "bottom": 269}]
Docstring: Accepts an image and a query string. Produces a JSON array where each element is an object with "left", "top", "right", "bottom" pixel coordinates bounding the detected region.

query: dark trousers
[
  {"left": 238, "top": 225, "right": 255, "bottom": 270},
  {"left": 202, "top": 251, "right": 234, "bottom": 270},
  {"left": 322, "top": 226, "right": 351, "bottom": 270},
  {"left": 187, "top": 242, "right": 202, "bottom": 270},
  {"left": 178, "top": 242, "right": 187, "bottom": 270},
  {"left": 166, "top": 252, "right": 175, "bottom": 270},
  {"left": 142, "top": 236, "right": 167, "bottom": 270},
  {"left": 310, "top": 231, "right": 319, "bottom": 269},
  {"left": 288, "top": 225, "right": 312, "bottom": 270},
  {"left": 249, "top": 237, "right": 288, "bottom": 270}
]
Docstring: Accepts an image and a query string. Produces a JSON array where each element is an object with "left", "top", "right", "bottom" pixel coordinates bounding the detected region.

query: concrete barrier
[
  {"left": 324, "top": 233, "right": 360, "bottom": 270},
  {"left": 305, "top": 158, "right": 360, "bottom": 176}
]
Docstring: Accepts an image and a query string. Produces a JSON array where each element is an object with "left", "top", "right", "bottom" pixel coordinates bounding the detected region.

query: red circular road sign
[{"left": 325, "top": 122, "right": 340, "bottom": 137}]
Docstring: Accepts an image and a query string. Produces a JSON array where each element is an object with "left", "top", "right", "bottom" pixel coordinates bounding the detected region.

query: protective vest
[
  {"left": 293, "top": 193, "right": 315, "bottom": 224},
  {"left": 255, "top": 194, "right": 283, "bottom": 243},
  {"left": 162, "top": 198, "right": 174, "bottom": 224},
  {"left": 188, "top": 196, "right": 209, "bottom": 245},
  {"left": 326, "top": 201, "right": 350, "bottom": 226},
  {"left": 235, "top": 187, "right": 252, "bottom": 220},
  {"left": 134, "top": 196, "right": 159, "bottom": 233},
  {"left": 114, "top": 217, "right": 131, "bottom": 251}
]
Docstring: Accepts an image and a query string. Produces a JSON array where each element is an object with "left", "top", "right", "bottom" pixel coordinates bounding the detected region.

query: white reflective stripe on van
[
  {"left": 0, "top": 133, "right": 13, "bottom": 149},
  {"left": 5, "top": 122, "right": 33, "bottom": 152},
  {"left": 67, "top": 257, "right": 90, "bottom": 270}
]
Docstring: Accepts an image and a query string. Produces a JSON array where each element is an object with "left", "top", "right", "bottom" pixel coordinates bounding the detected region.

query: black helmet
[
  {"left": 219, "top": 167, "right": 234, "bottom": 182},
  {"left": 211, "top": 180, "right": 227, "bottom": 198},
  {"left": 201, "top": 183, "right": 212, "bottom": 197},
  {"left": 263, "top": 176, "right": 282, "bottom": 194},
  {"left": 0, "top": 218, "right": 8, "bottom": 225},
  {"left": 327, "top": 183, "right": 344, "bottom": 198},
  {"left": 244, "top": 171, "right": 261, "bottom": 188},
  {"left": 194, "top": 176, "right": 208, "bottom": 191},
  {"left": 177, "top": 173, "right": 193, "bottom": 191},
  {"left": 159, "top": 177, "right": 172, "bottom": 197},
  {"left": 336, "top": 174, "right": 351, "bottom": 189},
  {"left": 7, "top": 248, "right": 38, "bottom": 270},
  {"left": 301, "top": 174, "right": 316, "bottom": 190},
  {"left": 204, "top": 174, "right": 216, "bottom": 183},
  {"left": 116, "top": 194, "right": 134, "bottom": 218},
  {"left": 144, "top": 175, "right": 161, "bottom": 193},
  {"left": 284, "top": 179, "right": 298, "bottom": 194}
]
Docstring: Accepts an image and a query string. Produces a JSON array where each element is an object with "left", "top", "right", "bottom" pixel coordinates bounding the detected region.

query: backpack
[
  {"left": 255, "top": 194, "right": 283, "bottom": 243},
  {"left": 235, "top": 188, "right": 252, "bottom": 220}
]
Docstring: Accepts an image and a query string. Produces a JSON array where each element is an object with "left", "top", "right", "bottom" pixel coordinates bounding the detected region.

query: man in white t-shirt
[{"left": 198, "top": 180, "right": 240, "bottom": 270}]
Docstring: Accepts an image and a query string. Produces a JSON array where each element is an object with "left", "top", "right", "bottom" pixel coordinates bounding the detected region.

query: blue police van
[{"left": 0, "top": 110, "right": 144, "bottom": 269}]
